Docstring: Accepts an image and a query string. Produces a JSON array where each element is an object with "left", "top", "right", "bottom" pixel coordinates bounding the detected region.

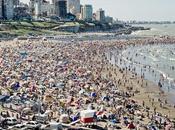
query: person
[
  {"left": 104, "top": 123, "right": 108, "bottom": 130},
  {"left": 142, "top": 101, "right": 145, "bottom": 107},
  {"left": 128, "top": 121, "right": 136, "bottom": 130}
]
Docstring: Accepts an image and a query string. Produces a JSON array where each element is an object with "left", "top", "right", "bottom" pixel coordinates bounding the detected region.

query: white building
[
  {"left": 81, "top": 5, "right": 93, "bottom": 21},
  {"left": 34, "top": 0, "right": 41, "bottom": 16},
  {"left": 49, "top": 0, "right": 55, "bottom": 4},
  {"left": 41, "top": 1, "right": 55, "bottom": 16},
  {"left": 67, "top": 0, "right": 80, "bottom": 15},
  {"left": 34, "top": 0, "right": 55, "bottom": 17},
  {"left": 96, "top": 8, "right": 105, "bottom": 23}
]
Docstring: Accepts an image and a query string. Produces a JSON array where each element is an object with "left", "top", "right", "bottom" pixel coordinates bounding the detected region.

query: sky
[{"left": 21, "top": 0, "right": 175, "bottom": 21}]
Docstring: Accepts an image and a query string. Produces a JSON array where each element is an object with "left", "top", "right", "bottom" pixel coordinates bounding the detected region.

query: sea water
[
  {"left": 131, "top": 24, "right": 175, "bottom": 36},
  {"left": 107, "top": 43, "right": 175, "bottom": 104}
]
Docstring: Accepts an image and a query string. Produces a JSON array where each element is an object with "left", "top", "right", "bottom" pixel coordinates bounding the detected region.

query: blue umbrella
[
  {"left": 12, "top": 82, "right": 20, "bottom": 90},
  {"left": 91, "top": 92, "right": 97, "bottom": 97},
  {"left": 71, "top": 116, "right": 78, "bottom": 122},
  {"left": 20, "top": 51, "right": 28, "bottom": 59}
]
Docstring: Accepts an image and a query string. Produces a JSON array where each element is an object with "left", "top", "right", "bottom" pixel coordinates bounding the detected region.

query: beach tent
[{"left": 165, "top": 124, "right": 173, "bottom": 130}]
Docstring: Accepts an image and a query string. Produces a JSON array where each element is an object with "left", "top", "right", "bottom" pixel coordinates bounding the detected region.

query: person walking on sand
[{"left": 128, "top": 121, "right": 136, "bottom": 130}]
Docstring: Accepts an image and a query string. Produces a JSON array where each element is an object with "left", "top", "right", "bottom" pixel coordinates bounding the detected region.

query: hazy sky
[{"left": 21, "top": 0, "right": 175, "bottom": 21}]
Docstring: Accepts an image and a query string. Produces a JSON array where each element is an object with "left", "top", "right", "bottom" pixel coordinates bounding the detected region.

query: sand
[{"left": 0, "top": 37, "right": 175, "bottom": 130}]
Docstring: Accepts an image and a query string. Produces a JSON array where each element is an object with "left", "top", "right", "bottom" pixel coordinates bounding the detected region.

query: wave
[
  {"left": 118, "top": 51, "right": 174, "bottom": 84},
  {"left": 150, "top": 28, "right": 160, "bottom": 31},
  {"left": 159, "top": 55, "right": 175, "bottom": 61},
  {"left": 139, "top": 52, "right": 159, "bottom": 62},
  {"left": 169, "top": 58, "right": 175, "bottom": 61},
  {"left": 131, "top": 30, "right": 143, "bottom": 35},
  {"left": 160, "top": 55, "right": 167, "bottom": 60}
]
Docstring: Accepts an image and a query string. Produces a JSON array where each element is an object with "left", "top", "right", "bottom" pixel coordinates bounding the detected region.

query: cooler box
[
  {"left": 80, "top": 117, "right": 94, "bottom": 123},
  {"left": 80, "top": 110, "right": 96, "bottom": 123}
]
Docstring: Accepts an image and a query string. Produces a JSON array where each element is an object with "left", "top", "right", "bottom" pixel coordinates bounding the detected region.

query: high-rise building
[
  {"left": 34, "top": 0, "right": 41, "bottom": 17},
  {"left": 67, "top": 0, "right": 80, "bottom": 15},
  {"left": 49, "top": 0, "right": 55, "bottom": 4},
  {"left": 80, "top": 4, "right": 83, "bottom": 19},
  {"left": 31, "top": 0, "right": 55, "bottom": 17},
  {"left": 4, "top": 0, "right": 14, "bottom": 19},
  {"left": 81, "top": 4, "right": 93, "bottom": 21},
  {"left": 0, "top": 0, "right": 3, "bottom": 19},
  {"left": 55, "top": 0, "right": 67, "bottom": 18},
  {"left": 29, "top": 0, "right": 36, "bottom": 15},
  {"left": 13, "top": 0, "right": 20, "bottom": 7},
  {"left": 105, "top": 16, "right": 113, "bottom": 23},
  {"left": 41, "top": 0, "right": 55, "bottom": 16},
  {"left": 96, "top": 8, "right": 105, "bottom": 23}
]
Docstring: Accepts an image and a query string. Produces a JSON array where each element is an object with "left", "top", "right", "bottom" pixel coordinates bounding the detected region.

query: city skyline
[{"left": 21, "top": 0, "right": 175, "bottom": 21}]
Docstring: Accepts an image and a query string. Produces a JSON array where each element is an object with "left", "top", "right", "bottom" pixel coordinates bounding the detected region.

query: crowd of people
[{"left": 0, "top": 36, "right": 174, "bottom": 129}]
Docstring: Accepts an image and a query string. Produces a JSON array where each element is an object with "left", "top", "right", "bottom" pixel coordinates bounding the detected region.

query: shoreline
[
  {"left": 99, "top": 38, "right": 175, "bottom": 119},
  {"left": 107, "top": 43, "right": 175, "bottom": 104}
]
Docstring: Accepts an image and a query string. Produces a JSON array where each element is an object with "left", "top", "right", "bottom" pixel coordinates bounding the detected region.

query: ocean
[
  {"left": 107, "top": 24, "right": 175, "bottom": 104},
  {"left": 107, "top": 44, "right": 175, "bottom": 104},
  {"left": 131, "top": 24, "right": 175, "bottom": 36}
]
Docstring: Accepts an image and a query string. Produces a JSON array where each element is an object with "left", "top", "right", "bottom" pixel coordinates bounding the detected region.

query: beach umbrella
[
  {"left": 11, "top": 82, "right": 20, "bottom": 90},
  {"left": 27, "top": 57, "right": 33, "bottom": 62},
  {"left": 111, "top": 119, "right": 118, "bottom": 124},
  {"left": 135, "top": 110, "right": 142, "bottom": 116},
  {"left": 20, "top": 51, "right": 28, "bottom": 59},
  {"left": 71, "top": 116, "right": 78, "bottom": 122},
  {"left": 102, "top": 96, "right": 110, "bottom": 101},
  {"left": 90, "top": 92, "right": 97, "bottom": 98},
  {"left": 79, "top": 89, "right": 85, "bottom": 95},
  {"left": 49, "top": 78, "right": 55, "bottom": 83},
  {"left": 116, "top": 105, "right": 124, "bottom": 109},
  {"left": 84, "top": 84, "right": 89, "bottom": 89},
  {"left": 0, "top": 58, "right": 3, "bottom": 67},
  {"left": 56, "top": 82, "right": 65, "bottom": 89},
  {"left": 87, "top": 104, "right": 93, "bottom": 110},
  {"left": 22, "top": 108, "right": 31, "bottom": 113},
  {"left": 86, "top": 70, "right": 91, "bottom": 74},
  {"left": 60, "top": 114, "right": 69, "bottom": 123},
  {"left": 165, "top": 124, "right": 172, "bottom": 130}
]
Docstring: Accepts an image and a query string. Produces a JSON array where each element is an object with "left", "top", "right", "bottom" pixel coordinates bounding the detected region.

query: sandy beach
[{"left": 0, "top": 36, "right": 175, "bottom": 130}]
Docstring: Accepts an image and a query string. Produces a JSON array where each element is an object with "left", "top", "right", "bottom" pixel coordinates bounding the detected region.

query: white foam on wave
[
  {"left": 131, "top": 30, "right": 143, "bottom": 35},
  {"left": 119, "top": 50, "right": 174, "bottom": 85},
  {"left": 160, "top": 55, "right": 167, "bottom": 60},
  {"left": 139, "top": 52, "right": 159, "bottom": 62},
  {"left": 151, "top": 28, "right": 159, "bottom": 31},
  {"left": 160, "top": 56, "right": 175, "bottom": 61},
  {"left": 169, "top": 58, "right": 175, "bottom": 61}
]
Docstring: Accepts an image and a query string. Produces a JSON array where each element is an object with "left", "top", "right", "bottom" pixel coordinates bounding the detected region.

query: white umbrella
[
  {"left": 79, "top": 89, "right": 85, "bottom": 95},
  {"left": 116, "top": 105, "right": 124, "bottom": 109}
]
